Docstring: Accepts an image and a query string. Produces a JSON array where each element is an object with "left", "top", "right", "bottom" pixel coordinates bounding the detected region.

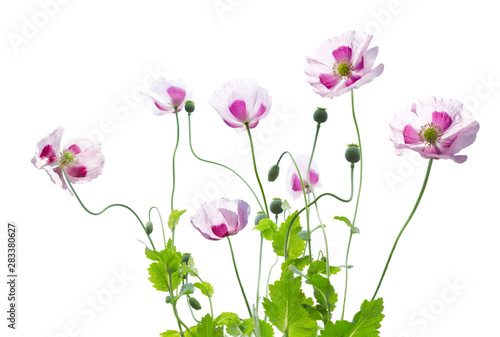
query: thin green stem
[
  {"left": 245, "top": 125, "right": 269, "bottom": 217},
  {"left": 311, "top": 189, "right": 330, "bottom": 279},
  {"left": 187, "top": 113, "right": 265, "bottom": 214},
  {"left": 171, "top": 107, "right": 180, "bottom": 211},
  {"left": 372, "top": 159, "right": 434, "bottom": 301},
  {"left": 284, "top": 165, "right": 355, "bottom": 259},
  {"left": 227, "top": 236, "right": 252, "bottom": 318},
  {"left": 255, "top": 234, "right": 264, "bottom": 316},
  {"left": 63, "top": 171, "right": 155, "bottom": 251},
  {"left": 168, "top": 272, "right": 191, "bottom": 336},
  {"left": 341, "top": 90, "right": 362, "bottom": 320},
  {"left": 279, "top": 151, "right": 311, "bottom": 261},
  {"left": 148, "top": 206, "right": 166, "bottom": 248}
]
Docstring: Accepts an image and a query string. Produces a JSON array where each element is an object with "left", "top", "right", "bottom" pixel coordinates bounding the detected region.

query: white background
[{"left": 1, "top": 0, "right": 499, "bottom": 336}]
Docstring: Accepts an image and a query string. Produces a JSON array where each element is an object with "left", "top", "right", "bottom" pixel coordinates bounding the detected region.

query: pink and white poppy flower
[
  {"left": 305, "top": 31, "right": 384, "bottom": 98},
  {"left": 143, "top": 77, "right": 190, "bottom": 116},
  {"left": 190, "top": 198, "right": 250, "bottom": 241},
  {"left": 209, "top": 78, "right": 272, "bottom": 132},
  {"left": 390, "top": 97, "right": 480, "bottom": 163},
  {"left": 32, "top": 127, "right": 105, "bottom": 195},
  {"left": 287, "top": 154, "right": 321, "bottom": 199}
]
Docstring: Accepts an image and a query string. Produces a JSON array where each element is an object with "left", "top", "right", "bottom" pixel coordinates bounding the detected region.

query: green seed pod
[
  {"left": 270, "top": 198, "right": 283, "bottom": 215},
  {"left": 268, "top": 164, "right": 280, "bottom": 182},
  {"left": 145, "top": 221, "right": 153, "bottom": 235},
  {"left": 313, "top": 107, "right": 328, "bottom": 124},
  {"left": 189, "top": 297, "right": 202, "bottom": 310},
  {"left": 254, "top": 212, "right": 267, "bottom": 226},
  {"left": 181, "top": 253, "right": 191, "bottom": 265},
  {"left": 185, "top": 100, "right": 195, "bottom": 113},
  {"left": 345, "top": 144, "right": 360, "bottom": 164}
]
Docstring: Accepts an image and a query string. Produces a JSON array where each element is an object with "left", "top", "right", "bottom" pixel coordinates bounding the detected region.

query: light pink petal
[
  {"left": 253, "top": 104, "right": 267, "bottom": 119},
  {"left": 309, "top": 170, "right": 319, "bottom": 185},
  {"left": 32, "top": 127, "right": 64, "bottom": 169},
  {"left": 236, "top": 199, "right": 250, "bottom": 232},
  {"left": 68, "top": 144, "right": 82, "bottom": 155},
  {"left": 345, "top": 75, "right": 362, "bottom": 87},
  {"left": 218, "top": 208, "right": 239, "bottom": 235},
  {"left": 66, "top": 166, "right": 87, "bottom": 179},
  {"left": 291, "top": 173, "right": 303, "bottom": 192}
]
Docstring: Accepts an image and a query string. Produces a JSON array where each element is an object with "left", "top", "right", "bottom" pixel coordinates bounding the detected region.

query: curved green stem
[
  {"left": 245, "top": 125, "right": 269, "bottom": 217},
  {"left": 372, "top": 159, "right": 434, "bottom": 300},
  {"left": 227, "top": 236, "right": 252, "bottom": 318},
  {"left": 341, "top": 90, "right": 362, "bottom": 320},
  {"left": 278, "top": 151, "right": 312, "bottom": 261},
  {"left": 255, "top": 234, "right": 264, "bottom": 316},
  {"left": 148, "top": 206, "right": 166, "bottom": 248},
  {"left": 284, "top": 165, "right": 355, "bottom": 259},
  {"left": 63, "top": 171, "right": 155, "bottom": 251},
  {"left": 171, "top": 108, "right": 180, "bottom": 212},
  {"left": 168, "top": 272, "right": 191, "bottom": 336},
  {"left": 187, "top": 113, "right": 265, "bottom": 214},
  {"left": 311, "top": 189, "right": 330, "bottom": 280}
]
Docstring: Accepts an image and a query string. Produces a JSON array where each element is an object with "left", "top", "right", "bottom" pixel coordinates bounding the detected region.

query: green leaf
[
  {"left": 334, "top": 216, "right": 352, "bottom": 228},
  {"left": 168, "top": 209, "right": 187, "bottom": 230},
  {"left": 308, "top": 274, "right": 337, "bottom": 311},
  {"left": 272, "top": 211, "right": 306, "bottom": 259},
  {"left": 148, "top": 262, "right": 169, "bottom": 292},
  {"left": 282, "top": 255, "right": 311, "bottom": 272},
  {"left": 177, "top": 283, "right": 195, "bottom": 298},
  {"left": 197, "top": 314, "right": 223, "bottom": 337},
  {"left": 307, "top": 260, "right": 341, "bottom": 277},
  {"left": 320, "top": 298, "right": 385, "bottom": 337},
  {"left": 254, "top": 218, "right": 278, "bottom": 241},
  {"left": 351, "top": 227, "right": 360, "bottom": 234},
  {"left": 215, "top": 312, "right": 240, "bottom": 326},
  {"left": 194, "top": 282, "right": 214, "bottom": 297},
  {"left": 160, "top": 330, "right": 182, "bottom": 337},
  {"left": 258, "top": 319, "right": 275, "bottom": 337},
  {"left": 263, "top": 269, "right": 317, "bottom": 337}
]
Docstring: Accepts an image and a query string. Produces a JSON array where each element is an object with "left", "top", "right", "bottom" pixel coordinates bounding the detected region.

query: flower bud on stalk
[
  {"left": 185, "top": 100, "right": 195, "bottom": 113},
  {"left": 268, "top": 164, "right": 280, "bottom": 182},
  {"left": 313, "top": 107, "right": 328, "bottom": 124},
  {"left": 345, "top": 144, "right": 360, "bottom": 164},
  {"left": 145, "top": 221, "right": 153, "bottom": 235}
]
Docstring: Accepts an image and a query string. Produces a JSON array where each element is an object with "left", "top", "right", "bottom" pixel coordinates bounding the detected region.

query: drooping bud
[
  {"left": 345, "top": 144, "right": 360, "bottom": 164},
  {"left": 189, "top": 297, "right": 202, "bottom": 310},
  {"left": 185, "top": 100, "right": 195, "bottom": 113},
  {"left": 145, "top": 221, "right": 153, "bottom": 235},
  {"left": 181, "top": 253, "right": 191, "bottom": 265},
  {"left": 254, "top": 212, "right": 267, "bottom": 226},
  {"left": 270, "top": 198, "right": 283, "bottom": 215},
  {"left": 268, "top": 164, "right": 280, "bottom": 182},
  {"left": 313, "top": 107, "right": 328, "bottom": 124}
]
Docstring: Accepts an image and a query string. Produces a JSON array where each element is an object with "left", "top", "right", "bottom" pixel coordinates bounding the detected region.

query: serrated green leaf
[
  {"left": 308, "top": 274, "right": 337, "bottom": 311},
  {"left": 258, "top": 319, "right": 275, "bottom": 337},
  {"left": 148, "top": 262, "right": 169, "bottom": 292},
  {"left": 197, "top": 314, "right": 223, "bottom": 337},
  {"left": 255, "top": 218, "right": 278, "bottom": 241},
  {"left": 282, "top": 255, "right": 311, "bottom": 272},
  {"left": 160, "top": 330, "right": 182, "bottom": 337},
  {"left": 263, "top": 269, "right": 317, "bottom": 337},
  {"left": 146, "top": 248, "right": 182, "bottom": 273},
  {"left": 334, "top": 216, "right": 352, "bottom": 228},
  {"left": 169, "top": 209, "right": 187, "bottom": 230},
  {"left": 272, "top": 211, "right": 306, "bottom": 259},
  {"left": 215, "top": 312, "right": 240, "bottom": 326},
  {"left": 194, "top": 282, "right": 214, "bottom": 297},
  {"left": 307, "top": 260, "right": 341, "bottom": 277},
  {"left": 177, "top": 283, "right": 195, "bottom": 298},
  {"left": 320, "top": 298, "right": 385, "bottom": 337}
]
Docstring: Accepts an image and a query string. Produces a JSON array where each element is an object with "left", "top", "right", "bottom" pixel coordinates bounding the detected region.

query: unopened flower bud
[
  {"left": 254, "top": 212, "right": 267, "bottom": 225},
  {"left": 182, "top": 253, "right": 191, "bottom": 264},
  {"left": 345, "top": 144, "right": 360, "bottom": 164},
  {"left": 313, "top": 107, "right": 328, "bottom": 124},
  {"left": 185, "top": 100, "right": 195, "bottom": 113},
  {"left": 189, "top": 297, "right": 202, "bottom": 310},
  {"left": 145, "top": 221, "right": 153, "bottom": 235},
  {"left": 270, "top": 198, "right": 283, "bottom": 215},
  {"left": 268, "top": 164, "right": 280, "bottom": 182}
]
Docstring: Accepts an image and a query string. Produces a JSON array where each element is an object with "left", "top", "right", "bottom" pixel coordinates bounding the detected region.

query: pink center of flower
[
  {"left": 167, "top": 86, "right": 187, "bottom": 109},
  {"left": 291, "top": 170, "right": 319, "bottom": 193},
  {"left": 212, "top": 223, "right": 229, "bottom": 238}
]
